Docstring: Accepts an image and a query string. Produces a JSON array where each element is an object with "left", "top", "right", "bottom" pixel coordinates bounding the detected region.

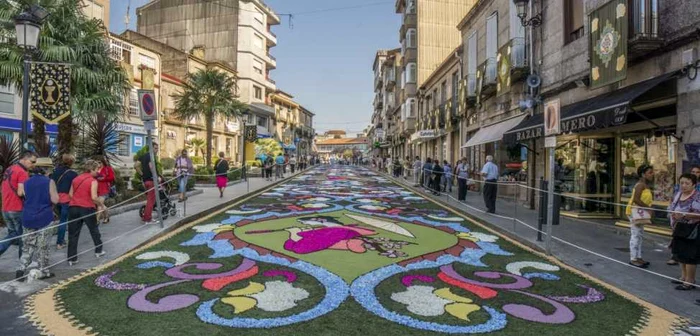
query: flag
[
  {"left": 245, "top": 125, "right": 257, "bottom": 142},
  {"left": 30, "top": 63, "right": 71, "bottom": 124},
  {"left": 590, "top": 0, "right": 628, "bottom": 89},
  {"left": 497, "top": 44, "right": 512, "bottom": 96}
]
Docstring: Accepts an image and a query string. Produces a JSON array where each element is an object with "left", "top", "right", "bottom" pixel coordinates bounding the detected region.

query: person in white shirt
[
  {"left": 456, "top": 158, "right": 470, "bottom": 201},
  {"left": 480, "top": 155, "right": 499, "bottom": 213},
  {"left": 289, "top": 155, "right": 297, "bottom": 174}
]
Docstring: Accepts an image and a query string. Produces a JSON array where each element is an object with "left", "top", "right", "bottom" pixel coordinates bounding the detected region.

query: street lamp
[
  {"left": 239, "top": 109, "right": 250, "bottom": 181},
  {"left": 512, "top": 0, "right": 542, "bottom": 27},
  {"left": 15, "top": 5, "right": 49, "bottom": 149}
]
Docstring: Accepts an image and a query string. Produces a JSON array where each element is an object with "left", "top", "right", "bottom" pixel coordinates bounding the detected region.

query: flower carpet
[{"left": 29, "top": 166, "right": 685, "bottom": 335}]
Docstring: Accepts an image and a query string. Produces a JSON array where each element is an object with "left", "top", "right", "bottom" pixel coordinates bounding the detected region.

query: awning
[
  {"left": 503, "top": 71, "right": 677, "bottom": 144},
  {"left": 0, "top": 117, "right": 58, "bottom": 134},
  {"left": 462, "top": 115, "right": 526, "bottom": 148},
  {"left": 248, "top": 103, "right": 275, "bottom": 117},
  {"left": 256, "top": 125, "right": 272, "bottom": 138}
]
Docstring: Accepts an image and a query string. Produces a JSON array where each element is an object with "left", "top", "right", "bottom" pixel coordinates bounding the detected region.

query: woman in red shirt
[
  {"left": 95, "top": 156, "right": 115, "bottom": 224},
  {"left": 67, "top": 160, "right": 105, "bottom": 265}
]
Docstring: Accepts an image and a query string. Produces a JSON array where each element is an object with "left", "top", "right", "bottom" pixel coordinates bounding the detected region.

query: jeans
[
  {"left": 457, "top": 178, "right": 467, "bottom": 201},
  {"left": 629, "top": 222, "right": 644, "bottom": 261},
  {"left": 0, "top": 211, "right": 23, "bottom": 260},
  {"left": 56, "top": 203, "right": 70, "bottom": 245},
  {"left": 413, "top": 168, "right": 421, "bottom": 185},
  {"left": 290, "top": 164, "right": 296, "bottom": 173},
  {"left": 276, "top": 165, "right": 283, "bottom": 178},
  {"left": 143, "top": 180, "right": 155, "bottom": 221},
  {"left": 483, "top": 180, "right": 497, "bottom": 213},
  {"left": 67, "top": 206, "right": 102, "bottom": 262},
  {"left": 178, "top": 176, "right": 189, "bottom": 193}
]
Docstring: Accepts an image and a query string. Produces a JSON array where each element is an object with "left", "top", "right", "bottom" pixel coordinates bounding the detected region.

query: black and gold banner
[
  {"left": 590, "top": 0, "right": 628, "bottom": 89},
  {"left": 244, "top": 125, "right": 257, "bottom": 142},
  {"left": 497, "top": 44, "right": 512, "bottom": 96},
  {"left": 30, "top": 63, "right": 71, "bottom": 124}
]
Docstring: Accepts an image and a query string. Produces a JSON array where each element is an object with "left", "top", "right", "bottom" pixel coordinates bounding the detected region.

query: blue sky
[{"left": 109, "top": 0, "right": 399, "bottom": 136}]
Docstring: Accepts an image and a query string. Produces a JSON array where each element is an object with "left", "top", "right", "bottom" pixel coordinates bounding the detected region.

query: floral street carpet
[{"left": 33, "top": 166, "right": 685, "bottom": 335}]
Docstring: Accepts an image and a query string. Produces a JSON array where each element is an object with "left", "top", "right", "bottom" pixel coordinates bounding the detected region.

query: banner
[
  {"left": 475, "top": 63, "right": 485, "bottom": 106},
  {"left": 142, "top": 68, "right": 155, "bottom": 89},
  {"left": 244, "top": 125, "right": 257, "bottom": 142},
  {"left": 497, "top": 44, "right": 511, "bottom": 96},
  {"left": 30, "top": 63, "right": 71, "bottom": 124},
  {"left": 590, "top": 0, "right": 628, "bottom": 89}
]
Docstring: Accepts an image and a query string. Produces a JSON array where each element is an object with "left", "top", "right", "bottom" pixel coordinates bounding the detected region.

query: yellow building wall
[{"left": 417, "top": 0, "right": 476, "bottom": 87}]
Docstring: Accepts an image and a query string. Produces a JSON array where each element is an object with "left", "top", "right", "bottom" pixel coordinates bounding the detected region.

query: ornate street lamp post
[{"left": 15, "top": 5, "right": 49, "bottom": 149}]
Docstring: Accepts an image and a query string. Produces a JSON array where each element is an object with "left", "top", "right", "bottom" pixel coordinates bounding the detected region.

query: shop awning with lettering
[
  {"left": 503, "top": 71, "right": 677, "bottom": 144},
  {"left": 461, "top": 115, "right": 527, "bottom": 148}
]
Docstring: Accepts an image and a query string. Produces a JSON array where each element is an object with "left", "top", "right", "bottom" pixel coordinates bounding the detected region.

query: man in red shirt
[{"left": 0, "top": 151, "right": 37, "bottom": 259}]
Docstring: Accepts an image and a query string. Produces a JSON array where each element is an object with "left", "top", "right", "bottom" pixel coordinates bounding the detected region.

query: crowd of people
[{"left": 257, "top": 153, "right": 320, "bottom": 181}]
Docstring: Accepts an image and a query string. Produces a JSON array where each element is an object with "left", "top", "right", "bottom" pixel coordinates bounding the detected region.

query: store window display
[{"left": 555, "top": 137, "right": 615, "bottom": 216}]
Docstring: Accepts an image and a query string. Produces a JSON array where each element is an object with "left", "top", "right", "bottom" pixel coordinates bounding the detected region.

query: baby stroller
[{"left": 139, "top": 176, "right": 178, "bottom": 220}]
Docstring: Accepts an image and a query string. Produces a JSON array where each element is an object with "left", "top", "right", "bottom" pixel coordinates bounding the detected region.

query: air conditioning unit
[{"left": 682, "top": 48, "right": 697, "bottom": 66}]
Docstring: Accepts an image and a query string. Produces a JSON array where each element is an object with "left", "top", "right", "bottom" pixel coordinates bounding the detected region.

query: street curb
[{"left": 108, "top": 189, "right": 204, "bottom": 217}]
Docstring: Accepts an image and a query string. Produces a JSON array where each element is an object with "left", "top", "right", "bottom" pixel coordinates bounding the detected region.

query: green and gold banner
[
  {"left": 476, "top": 63, "right": 485, "bottom": 106},
  {"left": 30, "top": 63, "right": 71, "bottom": 124},
  {"left": 497, "top": 44, "right": 512, "bottom": 96},
  {"left": 458, "top": 79, "right": 466, "bottom": 115},
  {"left": 244, "top": 125, "right": 257, "bottom": 142},
  {"left": 590, "top": 0, "right": 628, "bottom": 89}
]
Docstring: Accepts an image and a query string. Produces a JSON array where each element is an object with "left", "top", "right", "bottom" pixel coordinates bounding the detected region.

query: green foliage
[
  {"left": 0, "top": 136, "right": 21, "bottom": 177},
  {"left": 193, "top": 166, "right": 215, "bottom": 183},
  {"left": 188, "top": 138, "right": 205, "bottom": 157},
  {"left": 0, "top": 0, "right": 131, "bottom": 155},
  {"left": 161, "top": 157, "right": 175, "bottom": 170},
  {"left": 255, "top": 138, "right": 283, "bottom": 158},
  {"left": 191, "top": 156, "right": 204, "bottom": 165},
  {"left": 76, "top": 114, "right": 123, "bottom": 164},
  {"left": 173, "top": 69, "right": 246, "bottom": 167},
  {"left": 228, "top": 169, "right": 241, "bottom": 181}
]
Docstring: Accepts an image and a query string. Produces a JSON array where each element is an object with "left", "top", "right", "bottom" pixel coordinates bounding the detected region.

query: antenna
[{"left": 125, "top": 0, "right": 132, "bottom": 28}]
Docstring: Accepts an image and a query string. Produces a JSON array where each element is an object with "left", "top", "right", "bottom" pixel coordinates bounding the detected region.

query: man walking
[
  {"left": 481, "top": 155, "right": 499, "bottom": 214},
  {"left": 0, "top": 151, "right": 37, "bottom": 259},
  {"left": 137, "top": 142, "right": 159, "bottom": 224},
  {"left": 422, "top": 158, "right": 432, "bottom": 188},
  {"left": 456, "top": 158, "right": 470, "bottom": 201},
  {"left": 275, "top": 153, "right": 285, "bottom": 178},
  {"left": 290, "top": 155, "right": 297, "bottom": 174}
]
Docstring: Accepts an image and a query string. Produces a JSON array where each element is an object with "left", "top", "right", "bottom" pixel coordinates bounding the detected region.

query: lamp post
[
  {"left": 239, "top": 110, "right": 249, "bottom": 181},
  {"left": 14, "top": 6, "right": 48, "bottom": 150}
]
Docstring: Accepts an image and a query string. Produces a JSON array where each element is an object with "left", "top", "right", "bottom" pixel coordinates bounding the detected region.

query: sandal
[
  {"left": 674, "top": 284, "right": 696, "bottom": 290},
  {"left": 56, "top": 244, "right": 65, "bottom": 250},
  {"left": 671, "top": 278, "right": 684, "bottom": 285},
  {"left": 666, "top": 259, "right": 678, "bottom": 265}
]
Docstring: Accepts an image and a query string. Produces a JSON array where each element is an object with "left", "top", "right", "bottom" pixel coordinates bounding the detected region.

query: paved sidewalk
[
  {"left": 389, "top": 173, "right": 700, "bottom": 326},
  {"left": 0, "top": 174, "right": 287, "bottom": 336}
]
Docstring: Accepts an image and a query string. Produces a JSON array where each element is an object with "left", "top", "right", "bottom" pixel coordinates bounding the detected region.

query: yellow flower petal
[
  {"left": 616, "top": 4, "right": 626, "bottom": 19},
  {"left": 213, "top": 225, "right": 236, "bottom": 234},
  {"left": 456, "top": 232, "right": 479, "bottom": 242},
  {"left": 227, "top": 282, "right": 265, "bottom": 297},
  {"left": 221, "top": 296, "right": 258, "bottom": 314},
  {"left": 434, "top": 288, "right": 473, "bottom": 303},
  {"left": 616, "top": 54, "right": 626, "bottom": 71},
  {"left": 591, "top": 18, "right": 599, "bottom": 33},
  {"left": 445, "top": 302, "right": 481, "bottom": 321},
  {"left": 592, "top": 67, "right": 600, "bottom": 81}
]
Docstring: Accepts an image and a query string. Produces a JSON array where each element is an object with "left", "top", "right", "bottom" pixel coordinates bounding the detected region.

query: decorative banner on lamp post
[
  {"left": 244, "top": 125, "right": 257, "bottom": 142},
  {"left": 30, "top": 63, "right": 71, "bottom": 124},
  {"left": 590, "top": 0, "right": 628, "bottom": 89}
]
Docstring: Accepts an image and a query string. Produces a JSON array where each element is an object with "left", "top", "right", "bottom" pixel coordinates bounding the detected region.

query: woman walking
[
  {"left": 51, "top": 154, "right": 77, "bottom": 250},
  {"left": 67, "top": 160, "right": 105, "bottom": 266},
  {"left": 16, "top": 165, "right": 59, "bottom": 281},
  {"left": 669, "top": 173, "right": 700, "bottom": 290},
  {"left": 456, "top": 158, "right": 469, "bottom": 201},
  {"left": 443, "top": 160, "right": 453, "bottom": 193},
  {"left": 175, "top": 150, "right": 194, "bottom": 202},
  {"left": 626, "top": 164, "right": 654, "bottom": 268},
  {"left": 95, "top": 156, "right": 115, "bottom": 224},
  {"left": 215, "top": 152, "right": 229, "bottom": 198},
  {"left": 431, "top": 160, "right": 443, "bottom": 196}
]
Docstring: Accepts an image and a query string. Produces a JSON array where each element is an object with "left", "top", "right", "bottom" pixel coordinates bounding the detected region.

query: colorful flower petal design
[
  {"left": 221, "top": 297, "right": 258, "bottom": 314},
  {"left": 135, "top": 251, "right": 190, "bottom": 266},
  {"left": 226, "top": 209, "right": 263, "bottom": 215},
  {"left": 505, "top": 261, "right": 560, "bottom": 276},
  {"left": 428, "top": 215, "right": 464, "bottom": 222},
  {"left": 250, "top": 281, "right": 310, "bottom": 312},
  {"left": 390, "top": 285, "right": 452, "bottom": 317}
]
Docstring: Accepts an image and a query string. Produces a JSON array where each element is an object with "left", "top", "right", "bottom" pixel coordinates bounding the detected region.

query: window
[
  {"left": 406, "top": 28, "right": 417, "bottom": 48},
  {"left": 0, "top": 85, "right": 13, "bottom": 114},
  {"left": 82, "top": 0, "right": 104, "bottom": 23},
  {"left": 253, "top": 33, "right": 264, "bottom": 50},
  {"left": 406, "top": 63, "right": 417, "bottom": 83},
  {"left": 253, "top": 8, "right": 264, "bottom": 25},
  {"left": 509, "top": 0, "right": 526, "bottom": 39},
  {"left": 257, "top": 116, "right": 267, "bottom": 128},
  {"left": 254, "top": 86, "right": 263, "bottom": 100},
  {"left": 110, "top": 39, "right": 132, "bottom": 63},
  {"left": 226, "top": 138, "right": 233, "bottom": 154},
  {"left": 405, "top": 0, "right": 416, "bottom": 14},
  {"left": 440, "top": 81, "right": 447, "bottom": 103},
  {"left": 253, "top": 58, "right": 264, "bottom": 75},
  {"left": 129, "top": 89, "right": 139, "bottom": 116},
  {"left": 139, "top": 54, "right": 156, "bottom": 69},
  {"left": 630, "top": 0, "right": 659, "bottom": 38},
  {"left": 467, "top": 31, "right": 477, "bottom": 74},
  {"left": 117, "top": 133, "right": 130, "bottom": 157},
  {"left": 486, "top": 13, "right": 498, "bottom": 58},
  {"left": 564, "top": 0, "right": 584, "bottom": 44},
  {"left": 406, "top": 98, "right": 416, "bottom": 117},
  {"left": 451, "top": 72, "right": 459, "bottom": 103}
]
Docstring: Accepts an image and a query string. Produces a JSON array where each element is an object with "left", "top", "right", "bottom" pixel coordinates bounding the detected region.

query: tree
[
  {"left": 0, "top": 0, "right": 130, "bottom": 156},
  {"left": 173, "top": 68, "right": 246, "bottom": 167},
  {"left": 188, "top": 137, "right": 205, "bottom": 157}
]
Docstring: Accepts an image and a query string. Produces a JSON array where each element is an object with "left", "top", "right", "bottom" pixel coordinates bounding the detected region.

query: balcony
[
  {"left": 479, "top": 58, "right": 497, "bottom": 98},
  {"left": 385, "top": 71, "right": 396, "bottom": 91},
  {"left": 466, "top": 74, "right": 477, "bottom": 104},
  {"left": 400, "top": 13, "right": 416, "bottom": 37},
  {"left": 265, "top": 53, "right": 277, "bottom": 69},
  {"left": 508, "top": 37, "right": 529, "bottom": 81},
  {"left": 373, "top": 94, "right": 384, "bottom": 109},
  {"left": 375, "top": 74, "right": 384, "bottom": 90},
  {"left": 628, "top": 0, "right": 663, "bottom": 59},
  {"left": 266, "top": 75, "right": 276, "bottom": 85},
  {"left": 402, "top": 117, "right": 416, "bottom": 134},
  {"left": 265, "top": 29, "right": 277, "bottom": 47}
]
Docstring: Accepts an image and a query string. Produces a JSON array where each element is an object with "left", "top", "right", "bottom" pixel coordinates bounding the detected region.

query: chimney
[{"left": 191, "top": 45, "right": 205, "bottom": 59}]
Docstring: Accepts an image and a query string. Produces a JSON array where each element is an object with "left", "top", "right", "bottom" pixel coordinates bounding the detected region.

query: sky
[{"left": 109, "top": 0, "right": 400, "bottom": 136}]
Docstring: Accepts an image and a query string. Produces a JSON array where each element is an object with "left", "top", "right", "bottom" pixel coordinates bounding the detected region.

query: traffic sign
[{"left": 138, "top": 89, "right": 157, "bottom": 121}]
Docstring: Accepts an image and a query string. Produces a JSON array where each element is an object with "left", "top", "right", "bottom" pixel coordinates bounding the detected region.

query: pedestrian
[
  {"left": 412, "top": 156, "right": 422, "bottom": 186},
  {"left": 51, "top": 154, "right": 77, "bottom": 250},
  {"left": 95, "top": 156, "right": 115, "bottom": 224},
  {"left": 290, "top": 155, "right": 297, "bottom": 174},
  {"left": 0, "top": 151, "right": 37, "bottom": 260},
  {"left": 67, "top": 159, "right": 105, "bottom": 266},
  {"left": 275, "top": 152, "right": 285, "bottom": 178},
  {"left": 403, "top": 156, "right": 411, "bottom": 180},
  {"left": 422, "top": 158, "right": 432, "bottom": 188},
  {"left": 480, "top": 155, "right": 499, "bottom": 214},
  {"left": 668, "top": 173, "right": 700, "bottom": 290},
  {"left": 136, "top": 142, "right": 159, "bottom": 225},
  {"left": 215, "top": 152, "right": 229, "bottom": 198},
  {"left": 283, "top": 153, "right": 289, "bottom": 174},
  {"left": 456, "top": 158, "right": 470, "bottom": 201},
  {"left": 432, "top": 160, "right": 443, "bottom": 195},
  {"left": 16, "top": 164, "right": 59, "bottom": 281},
  {"left": 443, "top": 160, "right": 453, "bottom": 193},
  {"left": 264, "top": 154, "right": 274, "bottom": 181},
  {"left": 175, "top": 149, "right": 194, "bottom": 202},
  {"left": 626, "top": 164, "right": 654, "bottom": 268},
  {"left": 386, "top": 156, "right": 392, "bottom": 175}
]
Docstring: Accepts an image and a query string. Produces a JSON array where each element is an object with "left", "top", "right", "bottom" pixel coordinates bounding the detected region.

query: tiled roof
[{"left": 316, "top": 137, "right": 369, "bottom": 145}]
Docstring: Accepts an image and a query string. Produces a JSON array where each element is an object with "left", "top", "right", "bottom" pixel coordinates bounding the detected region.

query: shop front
[{"left": 503, "top": 72, "right": 678, "bottom": 228}]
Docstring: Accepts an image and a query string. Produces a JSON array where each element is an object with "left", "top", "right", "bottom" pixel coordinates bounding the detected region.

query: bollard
[
  {"left": 513, "top": 184, "right": 518, "bottom": 233},
  {"left": 537, "top": 178, "right": 546, "bottom": 242}
]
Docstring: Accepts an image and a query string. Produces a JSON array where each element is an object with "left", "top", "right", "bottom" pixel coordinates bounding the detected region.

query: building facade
[
  {"left": 82, "top": 0, "right": 110, "bottom": 28},
  {"left": 316, "top": 136, "right": 370, "bottom": 162},
  {"left": 297, "top": 106, "right": 316, "bottom": 158}
]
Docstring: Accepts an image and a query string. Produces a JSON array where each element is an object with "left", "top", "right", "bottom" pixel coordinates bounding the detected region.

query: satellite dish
[{"left": 526, "top": 74, "right": 542, "bottom": 89}]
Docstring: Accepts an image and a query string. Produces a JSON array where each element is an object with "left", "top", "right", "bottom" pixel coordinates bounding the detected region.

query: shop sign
[
  {"left": 116, "top": 123, "right": 147, "bottom": 134},
  {"left": 560, "top": 114, "right": 597, "bottom": 133},
  {"left": 514, "top": 127, "right": 543, "bottom": 142},
  {"left": 410, "top": 129, "right": 437, "bottom": 142}
]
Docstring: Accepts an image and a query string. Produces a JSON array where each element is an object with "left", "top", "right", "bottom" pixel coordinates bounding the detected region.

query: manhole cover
[{"left": 614, "top": 247, "right": 630, "bottom": 252}]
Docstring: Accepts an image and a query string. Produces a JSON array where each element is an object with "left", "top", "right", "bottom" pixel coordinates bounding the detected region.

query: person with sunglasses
[{"left": 0, "top": 151, "right": 37, "bottom": 260}]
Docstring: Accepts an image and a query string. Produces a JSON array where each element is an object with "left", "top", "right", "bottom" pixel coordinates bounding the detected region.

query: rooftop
[{"left": 317, "top": 137, "right": 369, "bottom": 145}]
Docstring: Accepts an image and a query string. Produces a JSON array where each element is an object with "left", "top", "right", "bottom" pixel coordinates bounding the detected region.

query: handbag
[{"left": 672, "top": 221, "right": 699, "bottom": 239}]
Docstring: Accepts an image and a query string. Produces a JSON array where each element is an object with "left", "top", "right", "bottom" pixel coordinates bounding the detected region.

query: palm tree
[
  {"left": 173, "top": 68, "right": 246, "bottom": 167},
  {"left": 188, "top": 137, "right": 205, "bottom": 157},
  {"left": 0, "top": 0, "right": 130, "bottom": 156}
]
